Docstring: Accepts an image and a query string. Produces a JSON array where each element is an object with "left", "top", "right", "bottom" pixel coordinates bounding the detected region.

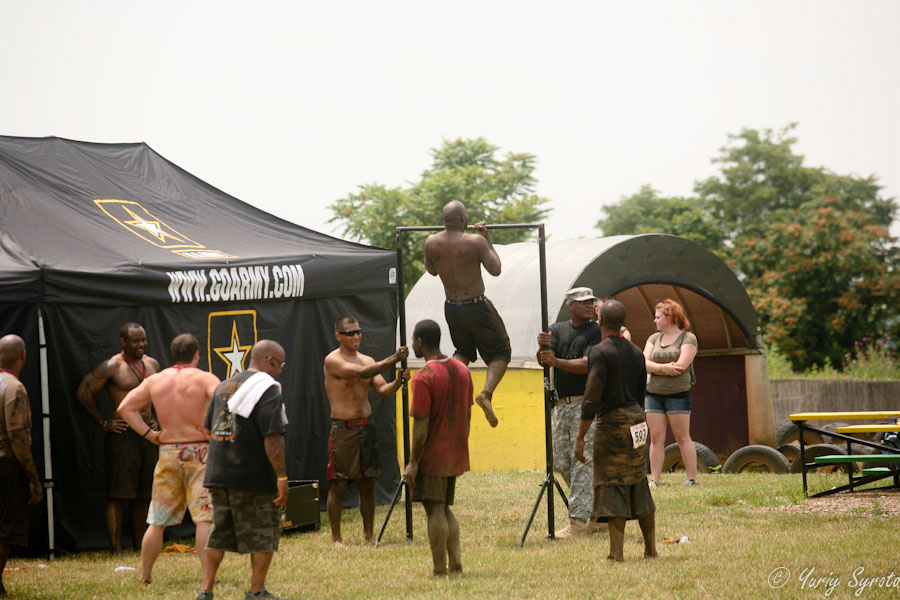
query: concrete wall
[{"left": 771, "top": 380, "right": 900, "bottom": 424}]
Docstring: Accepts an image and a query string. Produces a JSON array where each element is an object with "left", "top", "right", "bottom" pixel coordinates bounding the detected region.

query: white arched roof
[{"left": 404, "top": 234, "right": 758, "bottom": 364}]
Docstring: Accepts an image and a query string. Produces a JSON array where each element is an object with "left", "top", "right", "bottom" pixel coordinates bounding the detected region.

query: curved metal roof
[{"left": 405, "top": 234, "right": 759, "bottom": 363}]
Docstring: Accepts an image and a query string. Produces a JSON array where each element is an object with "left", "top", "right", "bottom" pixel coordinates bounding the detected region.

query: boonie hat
[{"left": 565, "top": 287, "right": 597, "bottom": 304}]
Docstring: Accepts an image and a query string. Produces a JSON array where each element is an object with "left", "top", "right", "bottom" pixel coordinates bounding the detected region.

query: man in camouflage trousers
[{"left": 536, "top": 288, "right": 609, "bottom": 538}]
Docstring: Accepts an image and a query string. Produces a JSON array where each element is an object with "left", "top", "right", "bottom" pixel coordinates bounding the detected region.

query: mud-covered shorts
[
  {"left": 591, "top": 403, "right": 656, "bottom": 521},
  {"left": 105, "top": 429, "right": 157, "bottom": 500},
  {"left": 207, "top": 487, "right": 281, "bottom": 554},
  {"left": 147, "top": 443, "right": 213, "bottom": 527},
  {"left": 0, "top": 457, "right": 29, "bottom": 546},
  {"left": 444, "top": 296, "right": 511, "bottom": 364},
  {"left": 328, "top": 419, "right": 381, "bottom": 481},
  {"left": 412, "top": 474, "right": 456, "bottom": 505}
]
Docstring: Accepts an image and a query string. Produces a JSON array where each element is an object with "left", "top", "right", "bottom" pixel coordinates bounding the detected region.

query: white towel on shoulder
[{"left": 226, "top": 371, "right": 288, "bottom": 425}]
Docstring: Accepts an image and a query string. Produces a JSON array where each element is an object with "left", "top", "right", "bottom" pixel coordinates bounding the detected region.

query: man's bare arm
[
  {"left": 403, "top": 416, "right": 429, "bottom": 488},
  {"left": 326, "top": 347, "right": 409, "bottom": 380},
  {"left": 474, "top": 223, "right": 501, "bottom": 276},
  {"left": 424, "top": 237, "right": 438, "bottom": 276},
  {"left": 118, "top": 378, "right": 154, "bottom": 437},
  {"left": 5, "top": 393, "right": 42, "bottom": 504},
  {"left": 264, "top": 433, "right": 289, "bottom": 507},
  {"left": 76, "top": 360, "right": 114, "bottom": 424},
  {"left": 373, "top": 368, "right": 410, "bottom": 398}
]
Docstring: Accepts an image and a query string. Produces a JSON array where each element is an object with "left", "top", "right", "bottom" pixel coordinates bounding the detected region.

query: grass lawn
[{"left": 4, "top": 471, "right": 899, "bottom": 599}]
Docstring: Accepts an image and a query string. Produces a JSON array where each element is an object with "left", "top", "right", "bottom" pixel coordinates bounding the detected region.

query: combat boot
[{"left": 555, "top": 517, "right": 589, "bottom": 539}]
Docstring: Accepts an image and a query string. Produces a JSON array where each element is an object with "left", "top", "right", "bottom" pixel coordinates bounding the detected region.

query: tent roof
[
  {"left": 405, "top": 234, "right": 759, "bottom": 362},
  {"left": 0, "top": 136, "right": 394, "bottom": 305}
]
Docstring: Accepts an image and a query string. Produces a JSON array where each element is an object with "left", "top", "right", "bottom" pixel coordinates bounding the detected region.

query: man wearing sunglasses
[{"left": 324, "top": 316, "right": 410, "bottom": 547}]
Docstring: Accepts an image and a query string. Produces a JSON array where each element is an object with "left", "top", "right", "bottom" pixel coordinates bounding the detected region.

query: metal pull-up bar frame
[{"left": 375, "top": 222, "right": 564, "bottom": 546}]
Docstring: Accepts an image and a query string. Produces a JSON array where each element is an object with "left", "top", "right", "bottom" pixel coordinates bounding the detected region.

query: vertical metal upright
[{"left": 376, "top": 222, "right": 553, "bottom": 546}]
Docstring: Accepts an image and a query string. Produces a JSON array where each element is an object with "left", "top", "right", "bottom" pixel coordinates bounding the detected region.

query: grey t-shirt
[{"left": 646, "top": 331, "right": 697, "bottom": 395}]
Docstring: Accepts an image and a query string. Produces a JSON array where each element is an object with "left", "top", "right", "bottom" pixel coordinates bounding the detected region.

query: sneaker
[
  {"left": 197, "top": 591, "right": 214, "bottom": 600},
  {"left": 245, "top": 589, "right": 279, "bottom": 600},
  {"left": 648, "top": 480, "right": 659, "bottom": 489},
  {"left": 683, "top": 479, "right": 698, "bottom": 486}
]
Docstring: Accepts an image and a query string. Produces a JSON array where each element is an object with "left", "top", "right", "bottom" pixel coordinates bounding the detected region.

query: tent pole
[{"left": 37, "top": 309, "right": 55, "bottom": 558}]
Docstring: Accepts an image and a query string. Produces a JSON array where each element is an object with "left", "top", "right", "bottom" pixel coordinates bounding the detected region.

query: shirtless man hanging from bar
[
  {"left": 424, "top": 200, "right": 511, "bottom": 428},
  {"left": 76, "top": 322, "right": 160, "bottom": 553}
]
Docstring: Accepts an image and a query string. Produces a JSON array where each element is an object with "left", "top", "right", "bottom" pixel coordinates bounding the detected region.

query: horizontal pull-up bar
[{"left": 396, "top": 223, "right": 543, "bottom": 233}]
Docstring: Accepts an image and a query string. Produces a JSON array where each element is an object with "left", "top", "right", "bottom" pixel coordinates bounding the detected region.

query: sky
[{"left": 3, "top": 1, "right": 899, "bottom": 241}]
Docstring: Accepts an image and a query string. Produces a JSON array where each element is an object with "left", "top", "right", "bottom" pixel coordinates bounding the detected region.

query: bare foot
[
  {"left": 476, "top": 393, "right": 498, "bottom": 427},
  {"left": 644, "top": 550, "right": 659, "bottom": 559},
  {"left": 449, "top": 565, "right": 463, "bottom": 575},
  {"left": 430, "top": 569, "right": 449, "bottom": 577}
]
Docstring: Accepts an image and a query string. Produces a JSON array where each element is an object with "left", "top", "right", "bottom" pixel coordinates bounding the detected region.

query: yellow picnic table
[{"left": 788, "top": 411, "right": 900, "bottom": 497}]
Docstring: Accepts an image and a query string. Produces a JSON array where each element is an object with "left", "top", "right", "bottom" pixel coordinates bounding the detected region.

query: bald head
[
  {"left": 599, "top": 300, "right": 626, "bottom": 331},
  {"left": 0, "top": 334, "right": 26, "bottom": 371},
  {"left": 250, "top": 339, "right": 286, "bottom": 376},
  {"left": 442, "top": 201, "right": 468, "bottom": 231}
]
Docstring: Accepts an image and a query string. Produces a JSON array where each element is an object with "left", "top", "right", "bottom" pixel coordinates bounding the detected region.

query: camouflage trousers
[{"left": 552, "top": 399, "right": 595, "bottom": 522}]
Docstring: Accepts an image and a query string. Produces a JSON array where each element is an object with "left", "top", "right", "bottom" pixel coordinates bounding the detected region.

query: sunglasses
[
  {"left": 338, "top": 329, "right": 363, "bottom": 337},
  {"left": 268, "top": 357, "right": 286, "bottom": 369}
]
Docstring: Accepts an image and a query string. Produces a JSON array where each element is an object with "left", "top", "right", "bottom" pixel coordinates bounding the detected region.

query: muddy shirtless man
[
  {"left": 76, "top": 322, "right": 160, "bottom": 552},
  {"left": 118, "top": 333, "right": 220, "bottom": 588},
  {"left": 323, "top": 316, "right": 409, "bottom": 546},
  {"left": 424, "top": 200, "right": 511, "bottom": 427}
]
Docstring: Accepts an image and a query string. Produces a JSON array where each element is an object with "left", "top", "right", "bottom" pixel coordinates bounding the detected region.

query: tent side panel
[{"left": 42, "top": 290, "right": 398, "bottom": 551}]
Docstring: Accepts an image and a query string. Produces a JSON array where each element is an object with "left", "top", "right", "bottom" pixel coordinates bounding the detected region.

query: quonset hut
[{"left": 404, "top": 234, "right": 774, "bottom": 467}]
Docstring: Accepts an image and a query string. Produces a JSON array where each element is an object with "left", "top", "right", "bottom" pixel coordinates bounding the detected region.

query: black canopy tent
[{"left": 0, "top": 135, "right": 400, "bottom": 552}]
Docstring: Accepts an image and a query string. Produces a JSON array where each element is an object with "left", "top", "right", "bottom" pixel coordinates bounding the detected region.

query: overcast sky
[{"left": 3, "top": 1, "right": 899, "bottom": 241}]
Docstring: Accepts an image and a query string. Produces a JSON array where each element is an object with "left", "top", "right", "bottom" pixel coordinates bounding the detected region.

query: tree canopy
[
  {"left": 329, "top": 137, "right": 551, "bottom": 289},
  {"left": 596, "top": 125, "right": 900, "bottom": 371}
]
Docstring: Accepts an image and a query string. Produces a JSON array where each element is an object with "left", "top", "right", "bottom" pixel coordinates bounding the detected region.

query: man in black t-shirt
[
  {"left": 202, "top": 340, "right": 288, "bottom": 600},
  {"left": 536, "top": 287, "right": 604, "bottom": 538},
  {"left": 575, "top": 301, "right": 656, "bottom": 562}
]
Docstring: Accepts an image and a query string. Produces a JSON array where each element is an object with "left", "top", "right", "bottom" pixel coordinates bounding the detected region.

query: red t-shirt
[{"left": 410, "top": 356, "right": 473, "bottom": 477}]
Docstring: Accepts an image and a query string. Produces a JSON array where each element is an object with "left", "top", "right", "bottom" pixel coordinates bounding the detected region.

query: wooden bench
[{"left": 789, "top": 411, "right": 900, "bottom": 497}]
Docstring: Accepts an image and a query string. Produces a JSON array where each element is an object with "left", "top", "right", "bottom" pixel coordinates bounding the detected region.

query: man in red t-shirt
[{"left": 403, "top": 319, "right": 473, "bottom": 576}]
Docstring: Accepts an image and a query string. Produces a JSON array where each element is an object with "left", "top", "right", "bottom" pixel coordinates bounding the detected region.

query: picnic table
[{"left": 788, "top": 411, "right": 900, "bottom": 498}]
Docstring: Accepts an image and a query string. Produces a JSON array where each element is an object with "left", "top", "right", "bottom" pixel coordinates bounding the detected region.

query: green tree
[
  {"left": 595, "top": 125, "right": 900, "bottom": 371},
  {"left": 741, "top": 196, "right": 900, "bottom": 370},
  {"left": 329, "top": 138, "right": 551, "bottom": 290},
  {"left": 595, "top": 185, "right": 726, "bottom": 254}
]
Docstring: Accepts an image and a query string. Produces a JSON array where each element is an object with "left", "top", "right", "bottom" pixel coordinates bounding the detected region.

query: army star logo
[{"left": 208, "top": 310, "right": 258, "bottom": 380}]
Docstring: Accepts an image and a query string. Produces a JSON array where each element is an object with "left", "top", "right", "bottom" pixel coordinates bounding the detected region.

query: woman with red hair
[{"left": 643, "top": 299, "right": 699, "bottom": 487}]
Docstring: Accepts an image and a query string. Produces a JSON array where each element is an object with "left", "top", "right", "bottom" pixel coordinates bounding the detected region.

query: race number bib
[{"left": 630, "top": 422, "right": 648, "bottom": 449}]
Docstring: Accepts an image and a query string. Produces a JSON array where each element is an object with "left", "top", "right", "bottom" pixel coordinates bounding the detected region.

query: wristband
[{"left": 277, "top": 476, "right": 288, "bottom": 481}]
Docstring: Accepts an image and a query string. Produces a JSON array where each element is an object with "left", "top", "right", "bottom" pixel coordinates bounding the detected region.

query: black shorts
[
  {"left": 444, "top": 296, "right": 511, "bottom": 364},
  {"left": 0, "top": 457, "right": 29, "bottom": 546},
  {"left": 105, "top": 429, "right": 157, "bottom": 499}
]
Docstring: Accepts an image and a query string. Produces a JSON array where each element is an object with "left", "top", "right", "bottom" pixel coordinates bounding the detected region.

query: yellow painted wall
[{"left": 395, "top": 368, "right": 546, "bottom": 471}]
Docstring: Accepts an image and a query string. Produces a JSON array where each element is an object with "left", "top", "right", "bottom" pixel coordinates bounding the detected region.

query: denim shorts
[{"left": 644, "top": 392, "right": 691, "bottom": 415}]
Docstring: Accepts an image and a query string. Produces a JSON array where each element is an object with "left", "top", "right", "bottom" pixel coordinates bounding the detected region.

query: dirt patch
[{"left": 763, "top": 489, "right": 900, "bottom": 518}]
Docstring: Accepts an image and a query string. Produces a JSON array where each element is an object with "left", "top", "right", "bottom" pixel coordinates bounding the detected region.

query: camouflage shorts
[{"left": 207, "top": 487, "right": 281, "bottom": 554}]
